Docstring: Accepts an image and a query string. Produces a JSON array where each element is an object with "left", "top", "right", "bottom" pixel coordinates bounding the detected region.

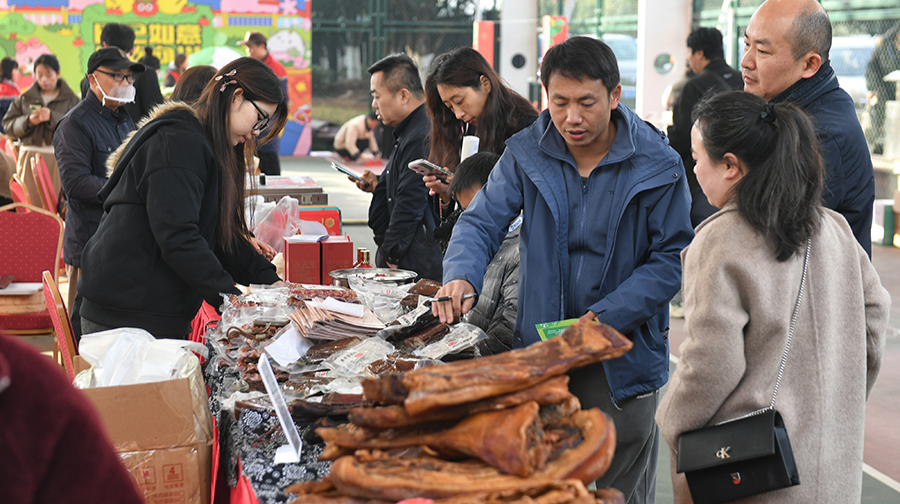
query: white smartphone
[{"left": 408, "top": 158, "right": 452, "bottom": 183}]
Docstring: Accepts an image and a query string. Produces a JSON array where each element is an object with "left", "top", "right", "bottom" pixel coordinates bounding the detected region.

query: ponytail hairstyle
[
  {"left": 196, "top": 57, "right": 288, "bottom": 251},
  {"left": 692, "top": 90, "right": 823, "bottom": 261},
  {"left": 425, "top": 47, "right": 537, "bottom": 168}
]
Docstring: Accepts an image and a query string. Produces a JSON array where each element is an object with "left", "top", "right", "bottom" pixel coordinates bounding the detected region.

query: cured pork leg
[
  {"left": 319, "top": 401, "right": 546, "bottom": 477},
  {"left": 349, "top": 375, "right": 574, "bottom": 430},
  {"left": 362, "top": 319, "right": 632, "bottom": 415},
  {"left": 428, "top": 479, "right": 625, "bottom": 504},
  {"left": 328, "top": 408, "right": 614, "bottom": 501}
]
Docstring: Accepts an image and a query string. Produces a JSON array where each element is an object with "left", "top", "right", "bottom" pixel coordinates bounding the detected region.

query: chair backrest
[
  {"left": 42, "top": 270, "right": 77, "bottom": 381},
  {"left": 30, "top": 155, "right": 58, "bottom": 213},
  {"left": 2, "top": 137, "right": 17, "bottom": 163},
  {"left": 0, "top": 202, "right": 64, "bottom": 283},
  {"left": 9, "top": 174, "right": 32, "bottom": 207}
]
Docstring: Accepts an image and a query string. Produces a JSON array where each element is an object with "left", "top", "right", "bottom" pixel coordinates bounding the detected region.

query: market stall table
[{"left": 248, "top": 176, "right": 327, "bottom": 205}]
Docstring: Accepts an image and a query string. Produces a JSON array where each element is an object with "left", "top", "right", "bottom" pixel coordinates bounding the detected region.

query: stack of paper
[{"left": 288, "top": 297, "right": 384, "bottom": 340}]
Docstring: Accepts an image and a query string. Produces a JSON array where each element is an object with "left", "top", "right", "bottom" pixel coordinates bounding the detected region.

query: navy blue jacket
[
  {"left": 368, "top": 104, "right": 442, "bottom": 281},
  {"left": 54, "top": 92, "right": 134, "bottom": 267},
  {"left": 771, "top": 60, "right": 875, "bottom": 257},
  {"left": 443, "top": 105, "right": 694, "bottom": 401}
]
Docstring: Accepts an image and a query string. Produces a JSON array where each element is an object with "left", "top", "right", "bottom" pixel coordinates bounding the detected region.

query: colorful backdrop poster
[{"left": 0, "top": 0, "right": 312, "bottom": 155}]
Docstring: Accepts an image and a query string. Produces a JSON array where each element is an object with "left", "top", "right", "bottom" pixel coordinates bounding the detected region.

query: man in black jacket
[
  {"left": 352, "top": 54, "right": 442, "bottom": 281},
  {"left": 56, "top": 47, "right": 141, "bottom": 339},
  {"left": 670, "top": 27, "right": 743, "bottom": 227},
  {"left": 79, "top": 23, "right": 164, "bottom": 124},
  {"left": 743, "top": 0, "right": 875, "bottom": 257}
]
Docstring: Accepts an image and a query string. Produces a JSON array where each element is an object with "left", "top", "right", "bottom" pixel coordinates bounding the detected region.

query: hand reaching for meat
[{"left": 431, "top": 279, "right": 476, "bottom": 323}]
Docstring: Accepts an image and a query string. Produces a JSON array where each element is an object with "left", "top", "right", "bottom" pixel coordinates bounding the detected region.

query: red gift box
[
  {"left": 297, "top": 206, "right": 342, "bottom": 236},
  {"left": 283, "top": 237, "right": 321, "bottom": 284},
  {"left": 321, "top": 236, "right": 354, "bottom": 285}
]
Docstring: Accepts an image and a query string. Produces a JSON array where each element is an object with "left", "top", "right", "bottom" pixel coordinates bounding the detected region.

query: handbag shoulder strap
[
  {"left": 719, "top": 237, "right": 811, "bottom": 424},
  {"left": 769, "top": 237, "right": 812, "bottom": 410}
]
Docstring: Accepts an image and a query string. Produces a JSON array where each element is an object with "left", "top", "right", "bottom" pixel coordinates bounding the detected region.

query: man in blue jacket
[
  {"left": 433, "top": 37, "right": 693, "bottom": 503},
  {"left": 742, "top": 0, "right": 875, "bottom": 257}
]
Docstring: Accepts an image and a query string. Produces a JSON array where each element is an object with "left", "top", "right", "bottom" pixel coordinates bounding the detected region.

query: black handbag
[{"left": 676, "top": 238, "right": 810, "bottom": 504}]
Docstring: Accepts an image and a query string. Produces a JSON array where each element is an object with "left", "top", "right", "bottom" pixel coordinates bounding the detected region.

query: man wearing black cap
[
  {"left": 79, "top": 23, "right": 165, "bottom": 124},
  {"left": 239, "top": 31, "right": 287, "bottom": 175},
  {"left": 54, "top": 46, "right": 143, "bottom": 339}
]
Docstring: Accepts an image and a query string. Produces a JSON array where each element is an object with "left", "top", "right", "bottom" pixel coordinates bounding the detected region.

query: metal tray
[{"left": 329, "top": 268, "right": 418, "bottom": 287}]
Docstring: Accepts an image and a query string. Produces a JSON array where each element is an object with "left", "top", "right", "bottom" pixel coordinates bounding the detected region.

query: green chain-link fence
[{"left": 310, "top": 0, "right": 476, "bottom": 130}]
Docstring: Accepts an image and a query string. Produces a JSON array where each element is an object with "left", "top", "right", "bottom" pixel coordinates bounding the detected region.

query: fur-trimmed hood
[{"left": 105, "top": 100, "right": 201, "bottom": 177}]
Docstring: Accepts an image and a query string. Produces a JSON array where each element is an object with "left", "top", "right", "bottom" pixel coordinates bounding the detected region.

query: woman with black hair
[
  {"left": 423, "top": 47, "right": 537, "bottom": 247},
  {"left": 170, "top": 65, "right": 217, "bottom": 104},
  {"left": 2, "top": 54, "right": 78, "bottom": 147},
  {"left": 0, "top": 57, "right": 21, "bottom": 134},
  {"left": 78, "top": 58, "right": 288, "bottom": 339},
  {"left": 656, "top": 90, "right": 890, "bottom": 503}
]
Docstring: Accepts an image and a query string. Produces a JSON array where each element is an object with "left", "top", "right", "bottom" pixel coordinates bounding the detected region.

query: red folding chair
[
  {"left": 1, "top": 137, "right": 18, "bottom": 165},
  {"left": 9, "top": 174, "right": 32, "bottom": 207},
  {"left": 42, "top": 270, "right": 78, "bottom": 380},
  {"left": 0, "top": 202, "right": 64, "bottom": 337},
  {"left": 31, "top": 154, "right": 58, "bottom": 213}
]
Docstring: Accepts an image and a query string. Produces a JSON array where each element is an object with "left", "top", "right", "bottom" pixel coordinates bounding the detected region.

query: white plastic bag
[
  {"left": 251, "top": 195, "right": 331, "bottom": 253},
  {"left": 78, "top": 328, "right": 209, "bottom": 387}
]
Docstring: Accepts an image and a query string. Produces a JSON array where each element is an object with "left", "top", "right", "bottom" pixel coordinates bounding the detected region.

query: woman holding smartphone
[
  {"left": 2, "top": 54, "right": 78, "bottom": 147},
  {"left": 2, "top": 54, "right": 79, "bottom": 198},
  {"left": 422, "top": 47, "right": 537, "bottom": 214}
]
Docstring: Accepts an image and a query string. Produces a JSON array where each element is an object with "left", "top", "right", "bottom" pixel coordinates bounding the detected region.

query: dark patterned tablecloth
[{"left": 205, "top": 338, "right": 332, "bottom": 504}]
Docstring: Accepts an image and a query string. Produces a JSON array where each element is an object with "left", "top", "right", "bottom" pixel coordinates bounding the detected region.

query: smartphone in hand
[
  {"left": 331, "top": 162, "right": 369, "bottom": 187},
  {"left": 408, "top": 158, "right": 452, "bottom": 183}
]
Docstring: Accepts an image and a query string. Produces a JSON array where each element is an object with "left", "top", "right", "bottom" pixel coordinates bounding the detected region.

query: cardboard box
[
  {"left": 321, "top": 236, "right": 354, "bottom": 285},
  {"left": 283, "top": 237, "right": 321, "bottom": 284},
  {"left": 74, "top": 357, "right": 213, "bottom": 504},
  {"left": 297, "top": 205, "right": 342, "bottom": 236}
]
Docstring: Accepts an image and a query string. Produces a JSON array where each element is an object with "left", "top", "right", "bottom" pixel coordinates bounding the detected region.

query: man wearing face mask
[{"left": 54, "top": 46, "right": 142, "bottom": 339}]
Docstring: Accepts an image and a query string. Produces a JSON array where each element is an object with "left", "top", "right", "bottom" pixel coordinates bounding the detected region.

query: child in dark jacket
[{"left": 449, "top": 152, "right": 519, "bottom": 354}]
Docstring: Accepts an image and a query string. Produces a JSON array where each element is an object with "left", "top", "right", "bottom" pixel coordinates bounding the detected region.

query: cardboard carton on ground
[{"left": 74, "top": 357, "right": 213, "bottom": 504}]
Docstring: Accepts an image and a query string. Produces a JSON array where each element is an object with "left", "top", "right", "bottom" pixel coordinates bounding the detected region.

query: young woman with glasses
[{"left": 77, "top": 58, "right": 288, "bottom": 339}]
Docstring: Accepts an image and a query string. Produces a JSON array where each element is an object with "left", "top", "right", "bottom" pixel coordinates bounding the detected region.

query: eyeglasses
[
  {"left": 95, "top": 69, "right": 135, "bottom": 84},
  {"left": 247, "top": 98, "right": 271, "bottom": 132}
]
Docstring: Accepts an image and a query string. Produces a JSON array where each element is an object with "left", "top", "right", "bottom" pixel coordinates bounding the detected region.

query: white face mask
[{"left": 92, "top": 73, "right": 136, "bottom": 106}]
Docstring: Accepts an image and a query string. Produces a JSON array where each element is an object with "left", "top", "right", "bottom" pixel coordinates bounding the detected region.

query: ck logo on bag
[
  {"left": 731, "top": 472, "right": 742, "bottom": 485},
  {"left": 716, "top": 446, "right": 731, "bottom": 459}
]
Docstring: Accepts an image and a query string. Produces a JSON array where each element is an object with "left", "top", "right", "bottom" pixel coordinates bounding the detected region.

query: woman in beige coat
[{"left": 656, "top": 90, "right": 890, "bottom": 503}]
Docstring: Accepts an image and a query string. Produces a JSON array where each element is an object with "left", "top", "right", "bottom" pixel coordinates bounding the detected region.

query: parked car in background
[
  {"left": 831, "top": 35, "right": 877, "bottom": 110},
  {"left": 602, "top": 33, "right": 638, "bottom": 110}
]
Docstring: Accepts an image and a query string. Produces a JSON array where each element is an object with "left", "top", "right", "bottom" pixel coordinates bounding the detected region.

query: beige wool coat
[{"left": 656, "top": 203, "right": 890, "bottom": 504}]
